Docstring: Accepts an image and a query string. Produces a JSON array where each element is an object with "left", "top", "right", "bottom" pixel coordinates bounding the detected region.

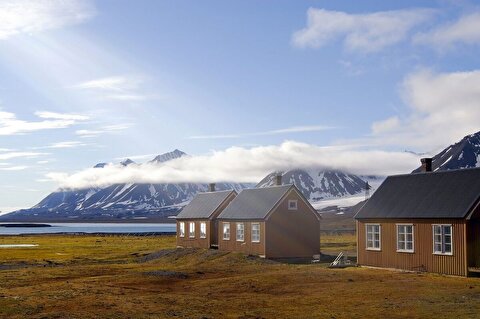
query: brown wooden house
[
  {"left": 216, "top": 184, "right": 320, "bottom": 258},
  {"left": 355, "top": 163, "right": 480, "bottom": 277},
  {"left": 176, "top": 188, "right": 237, "bottom": 249}
]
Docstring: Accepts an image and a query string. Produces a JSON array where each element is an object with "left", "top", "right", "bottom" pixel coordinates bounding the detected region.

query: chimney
[
  {"left": 208, "top": 183, "right": 216, "bottom": 192},
  {"left": 420, "top": 158, "right": 433, "bottom": 172},
  {"left": 275, "top": 174, "right": 282, "bottom": 186}
]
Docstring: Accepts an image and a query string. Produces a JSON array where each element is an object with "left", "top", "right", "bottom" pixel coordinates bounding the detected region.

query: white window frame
[
  {"left": 432, "top": 224, "right": 453, "bottom": 255},
  {"left": 189, "top": 222, "right": 195, "bottom": 238},
  {"left": 223, "top": 222, "right": 230, "bottom": 240},
  {"left": 365, "top": 224, "right": 381, "bottom": 251},
  {"left": 236, "top": 222, "right": 244, "bottom": 242},
  {"left": 288, "top": 199, "right": 298, "bottom": 211},
  {"left": 179, "top": 222, "right": 185, "bottom": 238},
  {"left": 251, "top": 223, "right": 260, "bottom": 243},
  {"left": 396, "top": 224, "right": 414, "bottom": 253},
  {"left": 200, "top": 222, "right": 207, "bottom": 239}
]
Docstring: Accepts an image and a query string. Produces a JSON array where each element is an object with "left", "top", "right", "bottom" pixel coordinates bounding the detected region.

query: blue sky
[{"left": 1, "top": 0, "right": 480, "bottom": 212}]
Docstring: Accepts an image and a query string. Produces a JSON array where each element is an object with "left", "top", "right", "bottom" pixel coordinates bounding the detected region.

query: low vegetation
[{"left": 1, "top": 234, "right": 479, "bottom": 318}]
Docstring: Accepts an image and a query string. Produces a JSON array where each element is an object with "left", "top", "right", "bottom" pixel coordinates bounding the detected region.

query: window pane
[
  {"left": 444, "top": 226, "right": 451, "bottom": 235},
  {"left": 445, "top": 243, "right": 452, "bottom": 253}
]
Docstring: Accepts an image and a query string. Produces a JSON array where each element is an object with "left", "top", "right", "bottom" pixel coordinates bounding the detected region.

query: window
[
  {"left": 366, "top": 224, "right": 381, "bottom": 250},
  {"left": 251, "top": 223, "right": 260, "bottom": 243},
  {"left": 397, "top": 224, "right": 414, "bottom": 252},
  {"left": 236, "top": 222, "right": 244, "bottom": 242},
  {"left": 189, "top": 222, "right": 195, "bottom": 238},
  {"left": 433, "top": 225, "right": 453, "bottom": 255},
  {"left": 288, "top": 200, "right": 298, "bottom": 210},
  {"left": 223, "top": 222, "right": 230, "bottom": 240},
  {"left": 200, "top": 222, "right": 207, "bottom": 239},
  {"left": 179, "top": 222, "right": 185, "bottom": 238}
]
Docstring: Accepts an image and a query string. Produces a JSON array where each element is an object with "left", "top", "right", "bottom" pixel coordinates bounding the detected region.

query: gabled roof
[
  {"left": 217, "top": 185, "right": 293, "bottom": 220},
  {"left": 355, "top": 167, "right": 480, "bottom": 220},
  {"left": 176, "top": 190, "right": 236, "bottom": 219}
]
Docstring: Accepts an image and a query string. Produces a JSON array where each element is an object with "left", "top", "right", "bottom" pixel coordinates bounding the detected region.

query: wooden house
[
  {"left": 355, "top": 161, "right": 480, "bottom": 276},
  {"left": 176, "top": 187, "right": 237, "bottom": 249},
  {"left": 216, "top": 184, "right": 320, "bottom": 258}
]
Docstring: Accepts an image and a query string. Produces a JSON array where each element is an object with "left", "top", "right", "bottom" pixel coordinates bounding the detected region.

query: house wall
[
  {"left": 265, "top": 190, "right": 320, "bottom": 258},
  {"left": 357, "top": 219, "right": 467, "bottom": 276},
  {"left": 209, "top": 192, "right": 237, "bottom": 246},
  {"left": 176, "top": 219, "right": 211, "bottom": 248},
  {"left": 467, "top": 221, "right": 480, "bottom": 268},
  {"left": 217, "top": 220, "right": 266, "bottom": 256}
]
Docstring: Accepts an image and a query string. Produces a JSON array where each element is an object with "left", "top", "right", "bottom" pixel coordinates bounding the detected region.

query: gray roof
[
  {"left": 355, "top": 168, "right": 480, "bottom": 219},
  {"left": 176, "top": 190, "right": 236, "bottom": 219},
  {"left": 217, "top": 185, "right": 293, "bottom": 220}
]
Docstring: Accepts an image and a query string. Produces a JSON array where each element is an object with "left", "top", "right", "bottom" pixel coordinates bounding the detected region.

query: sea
[{"left": 0, "top": 223, "right": 176, "bottom": 235}]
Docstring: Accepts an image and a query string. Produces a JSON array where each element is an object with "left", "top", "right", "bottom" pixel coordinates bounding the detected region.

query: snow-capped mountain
[
  {"left": 149, "top": 149, "right": 186, "bottom": 163},
  {"left": 412, "top": 131, "right": 480, "bottom": 173},
  {"left": 257, "top": 169, "right": 379, "bottom": 202},
  {"left": 5, "top": 150, "right": 252, "bottom": 221}
]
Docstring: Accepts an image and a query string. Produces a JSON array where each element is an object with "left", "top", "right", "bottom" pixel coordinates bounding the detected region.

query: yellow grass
[{"left": 1, "top": 234, "right": 479, "bottom": 319}]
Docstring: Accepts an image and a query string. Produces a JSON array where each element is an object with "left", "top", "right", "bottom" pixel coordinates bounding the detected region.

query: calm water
[{"left": 0, "top": 223, "right": 176, "bottom": 235}]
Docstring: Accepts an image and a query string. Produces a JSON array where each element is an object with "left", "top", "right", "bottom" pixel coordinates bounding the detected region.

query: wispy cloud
[
  {"left": 75, "top": 123, "right": 133, "bottom": 138},
  {"left": 0, "top": 165, "right": 29, "bottom": 171},
  {"left": 74, "top": 76, "right": 135, "bottom": 91},
  {"left": 413, "top": 12, "right": 480, "bottom": 49},
  {"left": 292, "top": 8, "right": 434, "bottom": 52},
  {"left": 46, "top": 141, "right": 420, "bottom": 189},
  {"left": 0, "top": 151, "right": 47, "bottom": 160},
  {"left": 188, "top": 125, "right": 333, "bottom": 139},
  {"left": 36, "top": 141, "right": 89, "bottom": 149},
  {"left": 73, "top": 75, "right": 151, "bottom": 101},
  {"left": 35, "top": 111, "right": 89, "bottom": 121},
  {"left": 0, "top": 0, "right": 96, "bottom": 40},
  {"left": 0, "top": 110, "right": 88, "bottom": 135}
]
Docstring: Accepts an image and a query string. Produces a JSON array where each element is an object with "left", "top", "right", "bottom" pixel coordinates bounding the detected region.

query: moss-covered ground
[{"left": 1, "top": 234, "right": 479, "bottom": 319}]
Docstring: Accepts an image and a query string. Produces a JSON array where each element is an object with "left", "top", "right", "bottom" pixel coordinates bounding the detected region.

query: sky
[{"left": 1, "top": 0, "right": 480, "bottom": 212}]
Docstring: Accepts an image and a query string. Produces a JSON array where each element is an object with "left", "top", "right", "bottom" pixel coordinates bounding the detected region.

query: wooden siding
[
  {"left": 176, "top": 220, "right": 212, "bottom": 249},
  {"left": 357, "top": 219, "right": 467, "bottom": 276},
  {"left": 217, "top": 221, "right": 265, "bottom": 256},
  {"left": 209, "top": 192, "right": 236, "bottom": 245},
  {"left": 265, "top": 189, "right": 320, "bottom": 258}
]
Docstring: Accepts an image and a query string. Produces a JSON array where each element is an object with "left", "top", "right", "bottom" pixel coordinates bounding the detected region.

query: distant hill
[
  {"left": 257, "top": 169, "right": 381, "bottom": 201},
  {"left": 2, "top": 150, "right": 252, "bottom": 222}
]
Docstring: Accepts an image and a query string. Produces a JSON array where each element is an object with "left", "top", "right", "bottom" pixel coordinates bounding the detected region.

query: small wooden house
[
  {"left": 216, "top": 184, "right": 320, "bottom": 258},
  {"left": 355, "top": 163, "right": 480, "bottom": 277},
  {"left": 176, "top": 188, "right": 237, "bottom": 249}
]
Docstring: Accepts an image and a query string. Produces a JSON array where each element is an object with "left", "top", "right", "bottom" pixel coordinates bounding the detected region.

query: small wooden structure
[
  {"left": 216, "top": 184, "right": 321, "bottom": 258},
  {"left": 176, "top": 189, "right": 237, "bottom": 249},
  {"left": 355, "top": 163, "right": 480, "bottom": 277}
]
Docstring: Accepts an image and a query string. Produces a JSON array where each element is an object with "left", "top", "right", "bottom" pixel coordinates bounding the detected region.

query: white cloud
[
  {"left": 0, "top": 151, "right": 47, "bottom": 160},
  {"left": 74, "top": 76, "right": 134, "bottom": 91},
  {"left": 35, "top": 111, "right": 89, "bottom": 121},
  {"left": 188, "top": 125, "right": 333, "bottom": 139},
  {"left": 292, "top": 8, "right": 434, "bottom": 52},
  {"left": 74, "top": 76, "right": 149, "bottom": 101},
  {"left": 75, "top": 123, "right": 133, "bottom": 138},
  {"left": 0, "top": 165, "right": 29, "bottom": 171},
  {"left": 368, "top": 69, "right": 480, "bottom": 151},
  {"left": 413, "top": 12, "right": 480, "bottom": 48},
  {"left": 0, "top": 0, "right": 95, "bottom": 40},
  {"left": 46, "top": 140, "right": 420, "bottom": 189},
  {"left": 0, "top": 110, "right": 88, "bottom": 135},
  {"left": 41, "top": 141, "right": 88, "bottom": 149}
]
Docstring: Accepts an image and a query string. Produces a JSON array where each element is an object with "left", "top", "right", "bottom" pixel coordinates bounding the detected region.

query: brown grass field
[{"left": 1, "top": 234, "right": 480, "bottom": 319}]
